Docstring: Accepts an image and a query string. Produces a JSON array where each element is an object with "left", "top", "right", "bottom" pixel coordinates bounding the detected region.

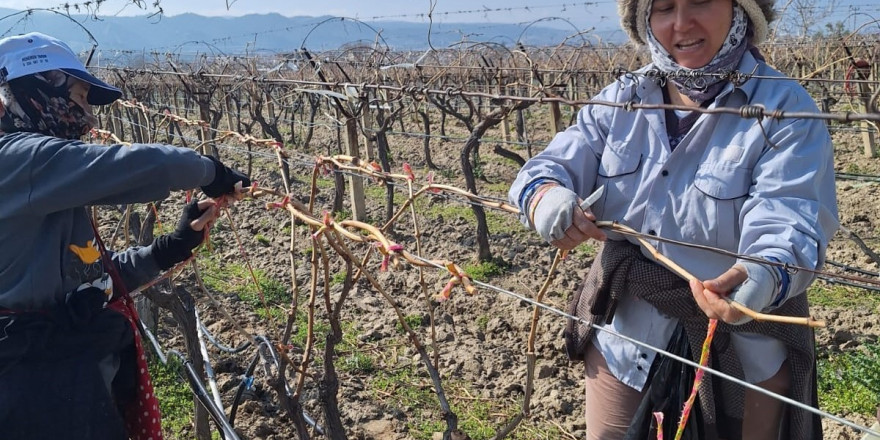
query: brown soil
[{"left": 149, "top": 116, "right": 880, "bottom": 440}]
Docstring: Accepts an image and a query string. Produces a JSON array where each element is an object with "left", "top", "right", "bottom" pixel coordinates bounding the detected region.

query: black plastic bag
[{"left": 625, "top": 324, "right": 704, "bottom": 440}]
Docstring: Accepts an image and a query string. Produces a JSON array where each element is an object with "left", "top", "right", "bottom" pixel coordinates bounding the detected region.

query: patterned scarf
[
  {"left": 0, "top": 70, "right": 96, "bottom": 140},
  {"left": 645, "top": 4, "right": 750, "bottom": 104}
]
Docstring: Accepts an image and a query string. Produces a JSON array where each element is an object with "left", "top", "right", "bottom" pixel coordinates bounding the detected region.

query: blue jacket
[{"left": 509, "top": 52, "right": 839, "bottom": 389}]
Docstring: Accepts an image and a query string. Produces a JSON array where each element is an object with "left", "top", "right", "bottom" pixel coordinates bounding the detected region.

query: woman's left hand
[{"left": 689, "top": 266, "right": 748, "bottom": 324}]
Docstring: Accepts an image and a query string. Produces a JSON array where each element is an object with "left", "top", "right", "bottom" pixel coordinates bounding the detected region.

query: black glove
[
  {"left": 65, "top": 285, "right": 109, "bottom": 329},
  {"left": 151, "top": 200, "right": 208, "bottom": 270},
  {"left": 201, "top": 155, "right": 251, "bottom": 198}
]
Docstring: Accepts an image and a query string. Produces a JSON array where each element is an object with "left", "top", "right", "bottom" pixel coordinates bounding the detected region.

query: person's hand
[
  {"left": 151, "top": 199, "right": 219, "bottom": 270},
  {"left": 201, "top": 155, "right": 251, "bottom": 199},
  {"left": 64, "top": 285, "right": 109, "bottom": 329},
  {"left": 689, "top": 261, "right": 779, "bottom": 325},
  {"left": 530, "top": 185, "right": 605, "bottom": 250}
]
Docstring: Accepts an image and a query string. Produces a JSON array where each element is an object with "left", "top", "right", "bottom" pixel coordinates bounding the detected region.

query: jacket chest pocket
[
  {"left": 692, "top": 163, "right": 752, "bottom": 251},
  {"left": 595, "top": 145, "right": 642, "bottom": 220}
]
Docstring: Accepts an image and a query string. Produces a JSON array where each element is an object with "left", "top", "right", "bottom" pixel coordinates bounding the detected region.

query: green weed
[
  {"left": 314, "top": 177, "right": 336, "bottom": 189},
  {"left": 421, "top": 203, "right": 516, "bottom": 235},
  {"left": 341, "top": 351, "right": 375, "bottom": 373},
  {"left": 199, "top": 257, "right": 289, "bottom": 319},
  {"left": 370, "top": 365, "right": 562, "bottom": 440},
  {"left": 808, "top": 282, "right": 880, "bottom": 310},
  {"left": 364, "top": 184, "right": 389, "bottom": 200},
  {"left": 396, "top": 313, "right": 426, "bottom": 333},
  {"left": 464, "top": 259, "right": 508, "bottom": 282},
  {"left": 331, "top": 271, "right": 348, "bottom": 286},
  {"left": 150, "top": 358, "right": 196, "bottom": 438},
  {"left": 482, "top": 181, "right": 513, "bottom": 195},
  {"left": 477, "top": 315, "right": 489, "bottom": 332},
  {"left": 254, "top": 234, "right": 271, "bottom": 245},
  {"left": 438, "top": 167, "right": 457, "bottom": 179},
  {"left": 293, "top": 312, "right": 331, "bottom": 348},
  {"left": 571, "top": 242, "right": 598, "bottom": 259},
  {"left": 818, "top": 342, "right": 880, "bottom": 415},
  {"left": 844, "top": 162, "right": 863, "bottom": 175}
]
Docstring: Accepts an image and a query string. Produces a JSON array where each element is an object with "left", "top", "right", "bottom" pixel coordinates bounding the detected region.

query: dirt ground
[{"left": 147, "top": 112, "right": 880, "bottom": 440}]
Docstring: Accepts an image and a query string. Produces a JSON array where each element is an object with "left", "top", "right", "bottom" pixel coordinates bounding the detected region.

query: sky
[
  {"left": 0, "top": 0, "right": 617, "bottom": 28},
  {"left": 0, "top": 0, "right": 876, "bottom": 36}
]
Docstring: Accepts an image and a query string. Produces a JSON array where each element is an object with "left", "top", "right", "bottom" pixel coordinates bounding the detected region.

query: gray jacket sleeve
[
  {"left": 0, "top": 133, "right": 216, "bottom": 217},
  {"left": 111, "top": 246, "right": 163, "bottom": 291},
  {"left": 508, "top": 93, "right": 612, "bottom": 225}
]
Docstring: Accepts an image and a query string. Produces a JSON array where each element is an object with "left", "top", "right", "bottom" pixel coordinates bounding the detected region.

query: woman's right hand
[{"left": 531, "top": 184, "right": 606, "bottom": 250}]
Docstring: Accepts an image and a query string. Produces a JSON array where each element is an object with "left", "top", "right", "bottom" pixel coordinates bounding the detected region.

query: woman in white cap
[
  {"left": 0, "top": 32, "right": 249, "bottom": 439},
  {"left": 509, "top": 0, "right": 837, "bottom": 438}
]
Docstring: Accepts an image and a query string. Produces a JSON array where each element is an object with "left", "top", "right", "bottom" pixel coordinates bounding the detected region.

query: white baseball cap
[{"left": 0, "top": 32, "right": 122, "bottom": 105}]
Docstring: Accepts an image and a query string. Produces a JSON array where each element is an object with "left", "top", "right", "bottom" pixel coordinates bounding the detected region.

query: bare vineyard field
[{"left": 78, "top": 35, "right": 880, "bottom": 440}]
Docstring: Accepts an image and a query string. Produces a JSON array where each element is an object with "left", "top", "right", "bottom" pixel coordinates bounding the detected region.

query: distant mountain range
[{"left": 0, "top": 8, "right": 625, "bottom": 57}]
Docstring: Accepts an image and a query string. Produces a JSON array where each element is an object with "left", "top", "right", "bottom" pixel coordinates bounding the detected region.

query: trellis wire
[
  {"left": 100, "top": 71, "right": 880, "bottom": 438},
  {"left": 103, "top": 110, "right": 880, "bottom": 288},
  {"left": 410, "top": 254, "right": 880, "bottom": 437},
  {"left": 95, "top": 66, "right": 880, "bottom": 124}
]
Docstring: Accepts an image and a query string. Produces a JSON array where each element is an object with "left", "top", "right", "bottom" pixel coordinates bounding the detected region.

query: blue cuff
[
  {"left": 518, "top": 178, "right": 545, "bottom": 209},
  {"left": 765, "top": 257, "right": 790, "bottom": 307},
  {"left": 519, "top": 177, "right": 561, "bottom": 210}
]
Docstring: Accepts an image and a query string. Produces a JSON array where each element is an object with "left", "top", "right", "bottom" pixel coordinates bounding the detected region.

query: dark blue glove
[
  {"left": 201, "top": 155, "right": 250, "bottom": 198},
  {"left": 65, "top": 285, "right": 109, "bottom": 329},
  {"left": 151, "top": 200, "right": 208, "bottom": 270}
]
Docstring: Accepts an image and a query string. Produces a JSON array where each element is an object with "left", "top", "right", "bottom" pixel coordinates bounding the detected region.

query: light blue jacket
[{"left": 509, "top": 52, "right": 839, "bottom": 389}]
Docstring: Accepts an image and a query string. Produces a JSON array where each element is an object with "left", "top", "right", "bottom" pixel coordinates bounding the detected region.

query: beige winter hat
[{"left": 618, "top": 0, "right": 776, "bottom": 45}]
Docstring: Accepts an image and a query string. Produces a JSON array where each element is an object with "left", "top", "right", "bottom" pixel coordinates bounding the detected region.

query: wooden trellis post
[
  {"left": 136, "top": 107, "right": 150, "bottom": 144},
  {"left": 344, "top": 116, "right": 367, "bottom": 221},
  {"left": 361, "top": 106, "right": 376, "bottom": 161},
  {"left": 549, "top": 100, "right": 564, "bottom": 134},
  {"left": 497, "top": 71, "right": 511, "bottom": 143},
  {"left": 856, "top": 66, "right": 877, "bottom": 158},
  {"left": 547, "top": 72, "right": 565, "bottom": 134},
  {"left": 222, "top": 96, "right": 234, "bottom": 132},
  {"left": 105, "top": 106, "right": 117, "bottom": 139}
]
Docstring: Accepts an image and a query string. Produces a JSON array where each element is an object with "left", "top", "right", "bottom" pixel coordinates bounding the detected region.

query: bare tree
[{"left": 778, "top": 0, "right": 841, "bottom": 38}]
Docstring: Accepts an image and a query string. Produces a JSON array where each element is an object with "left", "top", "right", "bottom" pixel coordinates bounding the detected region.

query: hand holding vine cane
[
  {"left": 689, "top": 268, "right": 748, "bottom": 324},
  {"left": 691, "top": 262, "right": 782, "bottom": 325},
  {"left": 596, "top": 221, "right": 825, "bottom": 327},
  {"left": 201, "top": 155, "right": 251, "bottom": 199},
  {"left": 151, "top": 199, "right": 220, "bottom": 270}
]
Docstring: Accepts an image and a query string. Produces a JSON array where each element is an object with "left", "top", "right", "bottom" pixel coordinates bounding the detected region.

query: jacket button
[{"left": 661, "top": 170, "right": 669, "bottom": 177}]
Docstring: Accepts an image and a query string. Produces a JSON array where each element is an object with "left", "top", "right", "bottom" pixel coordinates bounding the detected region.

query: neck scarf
[
  {"left": 0, "top": 70, "right": 96, "bottom": 140},
  {"left": 645, "top": 3, "right": 750, "bottom": 104}
]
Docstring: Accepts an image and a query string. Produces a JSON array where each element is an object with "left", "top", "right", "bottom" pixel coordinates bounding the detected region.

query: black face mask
[{"left": 0, "top": 71, "right": 94, "bottom": 140}]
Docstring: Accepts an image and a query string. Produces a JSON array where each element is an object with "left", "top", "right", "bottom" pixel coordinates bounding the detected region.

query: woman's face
[
  {"left": 649, "top": 0, "right": 734, "bottom": 69},
  {"left": 67, "top": 77, "right": 93, "bottom": 117}
]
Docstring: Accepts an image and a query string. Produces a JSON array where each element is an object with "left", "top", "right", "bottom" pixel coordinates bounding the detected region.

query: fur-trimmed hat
[{"left": 618, "top": 0, "right": 776, "bottom": 46}]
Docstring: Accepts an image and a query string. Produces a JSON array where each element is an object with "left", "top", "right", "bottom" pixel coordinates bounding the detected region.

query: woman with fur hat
[
  {"left": 509, "top": 0, "right": 837, "bottom": 439},
  {"left": 0, "top": 32, "right": 250, "bottom": 439}
]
